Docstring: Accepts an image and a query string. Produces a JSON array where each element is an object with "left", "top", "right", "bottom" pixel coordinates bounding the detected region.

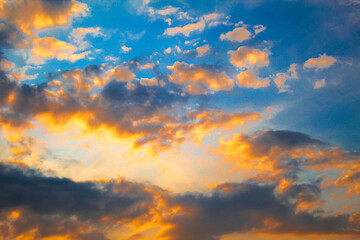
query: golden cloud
[
  {"left": 168, "top": 61, "right": 234, "bottom": 94},
  {"left": 30, "top": 37, "right": 90, "bottom": 63},
  {"left": 220, "top": 27, "right": 252, "bottom": 42},
  {"left": 304, "top": 53, "right": 336, "bottom": 69},
  {"left": 236, "top": 70, "right": 270, "bottom": 88},
  {"left": 230, "top": 46, "right": 269, "bottom": 68},
  {"left": 0, "top": 0, "right": 88, "bottom": 36}
]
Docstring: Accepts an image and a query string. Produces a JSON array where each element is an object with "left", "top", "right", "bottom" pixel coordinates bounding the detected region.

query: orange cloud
[
  {"left": 106, "top": 65, "right": 135, "bottom": 83},
  {"left": 168, "top": 61, "right": 234, "bottom": 94},
  {"left": 30, "top": 37, "right": 90, "bottom": 64},
  {"left": 0, "top": 0, "right": 88, "bottom": 36},
  {"left": 273, "top": 64, "right": 298, "bottom": 93},
  {"left": 140, "top": 78, "right": 159, "bottom": 86},
  {"left": 196, "top": 44, "right": 210, "bottom": 57},
  {"left": 163, "top": 21, "right": 205, "bottom": 37},
  {"left": 314, "top": 79, "right": 326, "bottom": 89},
  {"left": 70, "top": 27, "right": 104, "bottom": 50},
  {"left": 236, "top": 70, "right": 270, "bottom": 88},
  {"left": 231, "top": 46, "right": 269, "bottom": 68},
  {"left": 304, "top": 53, "right": 337, "bottom": 69},
  {"left": 220, "top": 27, "right": 252, "bottom": 42}
]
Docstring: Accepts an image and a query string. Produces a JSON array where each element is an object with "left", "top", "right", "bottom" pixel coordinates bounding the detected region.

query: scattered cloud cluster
[{"left": 168, "top": 61, "right": 234, "bottom": 94}]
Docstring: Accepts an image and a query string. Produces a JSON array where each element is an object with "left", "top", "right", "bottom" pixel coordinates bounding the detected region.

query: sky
[{"left": 0, "top": 0, "right": 360, "bottom": 239}]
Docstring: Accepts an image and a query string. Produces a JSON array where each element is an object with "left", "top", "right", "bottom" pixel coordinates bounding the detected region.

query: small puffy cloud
[
  {"left": 304, "top": 53, "right": 337, "bottom": 69},
  {"left": 0, "top": 0, "right": 89, "bottom": 36},
  {"left": 196, "top": 44, "right": 210, "bottom": 57},
  {"left": 106, "top": 65, "right": 135, "bottom": 82},
  {"left": 168, "top": 62, "right": 234, "bottom": 94},
  {"left": 220, "top": 27, "right": 252, "bottom": 42},
  {"left": 203, "top": 12, "right": 222, "bottom": 22},
  {"left": 273, "top": 64, "right": 298, "bottom": 93},
  {"left": 140, "top": 77, "right": 158, "bottom": 86},
  {"left": 163, "top": 21, "right": 205, "bottom": 37},
  {"left": 314, "top": 78, "right": 326, "bottom": 89},
  {"left": 253, "top": 24, "right": 266, "bottom": 34},
  {"left": 175, "top": 45, "right": 181, "bottom": 53},
  {"left": 231, "top": 46, "right": 269, "bottom": 68},
  {"left": 203, "top": 12, "right": 230, "bottom": 27},
  {"left": 139, "top": 62, "right": 154, "bottom": 69},
  {"left": 70, "top": 27, "right": 105, "bottom": 50},
  {"left": 164, "top": 47, "right": 172, "bottom": 54},
  {"left": 121, "top": 45, "right": 132, "bottom": 52},
  {"left": 156, "top": 6, "right": 179, "bottom": 16},
  {"left": 236, "top": 70, "right": 270, "bottom": 88},
  {"left": 30, "top": 37, "right": 90, "bottom": 64}
]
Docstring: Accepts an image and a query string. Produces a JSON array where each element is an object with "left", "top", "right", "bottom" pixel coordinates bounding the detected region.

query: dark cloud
[
  {"left": 254, "top": 130, "right": 327, "bottom": 150},
  {"left": 0, "top": 57, "right": 16, "bottom": 106},
  {"left": 162, "top": 182, "right": 359, "bottom": 240},
  {"left": 0, "top": 163, "right": 359, "bottom": 240},
  {"left": 0, "top": 163, "right": 155, "bottom": 220},
  {"left": 0, "top": 162, "right": 157, "bottom": 239},
  {"left": 0, "top": 22, "right": 23, "bottom": 49}
]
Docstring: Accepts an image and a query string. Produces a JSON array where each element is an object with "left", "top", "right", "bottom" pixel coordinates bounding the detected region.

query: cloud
[
  {"left": 304, "top": 53, "right": 337, "bottom": 69},
  {"left": 163, "top": 21, "right": 205, "bottom": 37},
  {"left": 314, "top": 78, "right": 326, "bottom": 89},
  {"left": 230, "top": 46, "right": 269, "bottom": 68},
  {"left": 215, "top": 130, "right": 327, "bottom": 182},
  {"left": 215, "top": 129, "right": 360, "bottom": 197},
  {"left": 156, "top": 6, "right": 179, "bottom": 16},
  {"left": 126, "top": 30, "right": 146, "bottom": 40},
  {"left": 195, "top": 44, "right": 210, "bottom": 57},
  {"left": 183, "top": 44, "right": 210, "bottom": 58},
  {"left": 0, "top": 62, "right": 259, "bottom": 151},
  {"left": 29, "top": 37, "right": 90, "bottom": 64},
  {"left": 164, "top": 47, "right": 171, "bottom": 54},
  {"left": 1, "top": 162, "right": 358, "bottom": 240},
  {"left": 161, "top": 182, "right": 359, "bottom": 240},
  {"left": 106, "top": 64, "right": 135, "bottom": 82},
  {"left": 122, "top": 45, "right": 132, "bottom": 52},
  {"left": 253, "top": 24, "right": 266, "bottom": 34},
  {"left": 0, "top": 162, "right": 158, "bottom": 240},
  {"left": 167, "top": 61, "right": 234, "bottom": 94},
  {"left": 140, "top": 77, "right": 159, "bottom": 86},
  {"left": 236, "top": 70, "right": 270, "bottom": 88},
  {"left": 70, "top": 27, "right": 105, "bottom": 50},
  {"left": 0, "top": 22, "right": 24, "bottom": 49},
  {"left": 0, "top": 0, "right": 89, "bottom": 36},
  {"left": 272, "top": 64, "right": 298, "bottom": 93},
  {"left": 220, "top": 27, "right": 252, "bottom": 42}
]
